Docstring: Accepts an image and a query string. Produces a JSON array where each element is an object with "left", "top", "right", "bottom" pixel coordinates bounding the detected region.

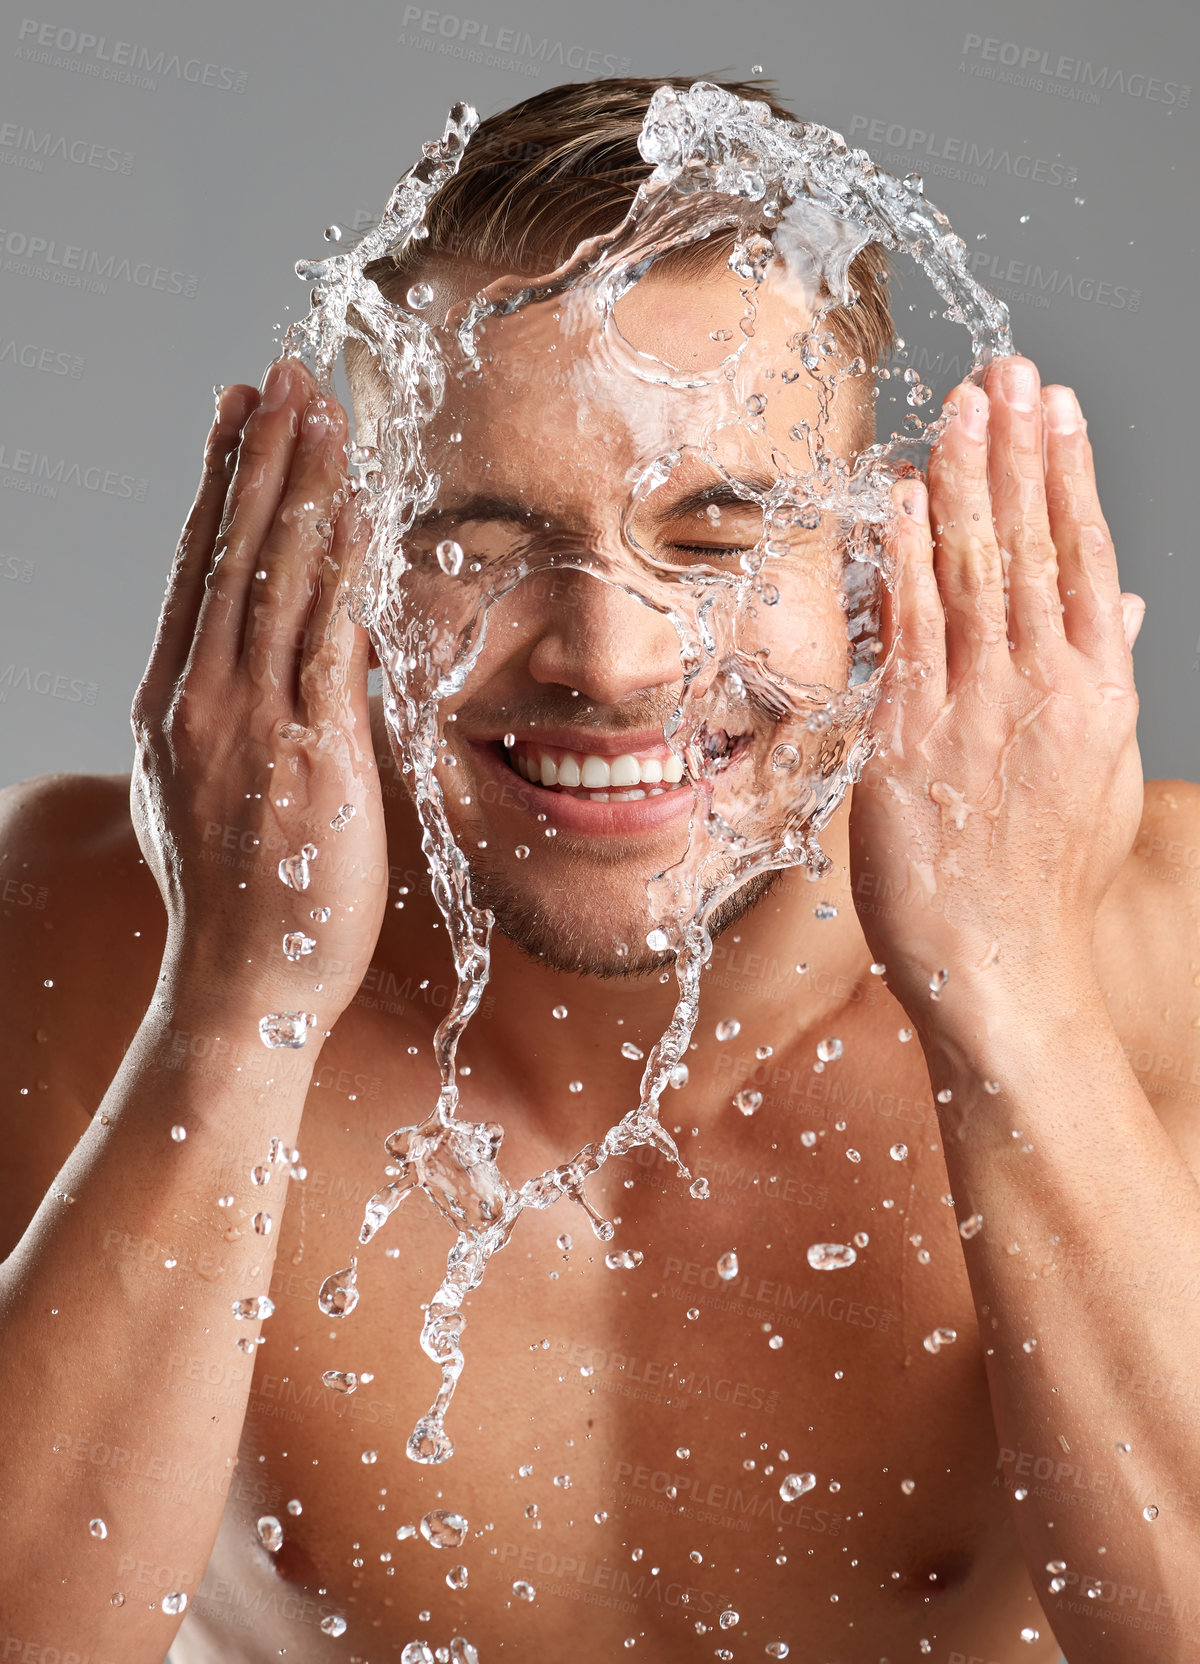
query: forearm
[
  {"left": 921, "top": 974, "right": 1200, "bottom": 1662},
  {"left": 0, "top": 994, "right": 317, "bottom": 1658}
]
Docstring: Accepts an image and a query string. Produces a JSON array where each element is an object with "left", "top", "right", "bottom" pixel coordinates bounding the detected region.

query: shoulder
[
  {"left": 1097, "top": 778, "right": 1200, "bottom": 1116},
  {"left": 0, "top": 771, "right": 164, "bottom": 1253},
  {"left": 0, "top": 773, "right": 164, "bottom": 1252}
]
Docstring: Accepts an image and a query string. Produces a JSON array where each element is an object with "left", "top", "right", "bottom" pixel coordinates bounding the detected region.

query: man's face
[{"left": 361, "top": 254, "right": 875, "bottom": 976}]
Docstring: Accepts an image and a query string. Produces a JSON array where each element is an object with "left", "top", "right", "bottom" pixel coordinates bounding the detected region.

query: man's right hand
[{"left": 130, "top": 356, "right": 389, "bottom": 1033}]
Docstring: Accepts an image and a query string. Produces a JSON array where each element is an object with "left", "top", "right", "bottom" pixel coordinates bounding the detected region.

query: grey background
[{"left": 1, "top": 0, "right": 1196, "bottom": 787}]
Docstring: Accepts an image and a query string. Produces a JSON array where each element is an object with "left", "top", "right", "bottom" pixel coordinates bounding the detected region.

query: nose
[{"left": 525, "top": 568, "right": 682, "bottom": 706}]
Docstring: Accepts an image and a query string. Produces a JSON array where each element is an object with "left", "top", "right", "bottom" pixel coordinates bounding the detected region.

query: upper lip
[{"left": 470, "top": 727, "right": 676, "bottom": 757}]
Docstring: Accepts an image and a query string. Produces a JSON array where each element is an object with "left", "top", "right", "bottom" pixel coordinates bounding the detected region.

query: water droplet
[
  {"left": 959, "top": 1212, "right": 983, "bottom": 1239},
  {"left": 231, "top": 1295, "right": 275, "bottom": 1320},
  {"left": 1116, "top": 1440, "right": 1131, "bottom": 1453},
  {"left": 162, "top": 1591, "right": 188, "bottom": 1615},
  {"left": 361, "top": 1449, "right": 378, "bottom": 1464},
  {"left": 1020, "top": 1628, "right": 1039, "bottom": 1643},
  {"left": 766, "top": 1646, "right": 790, "bottom": 1660},
  {"left": 669, "top": 1062, "right": 689, "bottom": 1089},
  {"left": 717, "top": 1250, "right": 739, "bottom": 1281},
  {"left": 407, "top": 281, "right": 434, "bottom": 310},
  {"left": 421, "top": 1509, "right": 468, "bottom": 1549},
  {"left": 900, "top": 1478, "right": 916, "bottom": 1495},
  {"left": 257, "top": 1515, "right": 283, "bottom": 1552},
  {"left": 318, "top": 1260, "right": 360, "bottom": 1318},
  {"left": 621, "top": 1041, "right": 644, "bottom": 1061},
  {"left": 852, "top": 1231, "right": 869, "bottom": 1248},
  {"left": 719, "top": 1610, "right": 739, "bottom": 1629},
  {"left": 329, "top": 803, "right": 356, "bottom": 831},
  {"left": 552, "top": 1005, "right": 568, "bottom": 1019},
  {"left": 553, "top": 1474, "right": 572, "bottom": 1489},
  {"left": 512, "top": 1579, "right": 536, "bottom": 1602},
  {"left": 1022, "top": 1337, "right": 1038, "bottom": 1353},
  {"left": 807, "top": 1242, "right": 856, "bottom": 1271},
  {"left": 253, "top": 1211, "right": 272, "bottom": 1236},
  {"left": 845, "top": 1148, "right": 861, "bottom": 1164},
  {"left": 813, "top": 902, "right": 838, "bottom": 920},
  {"left": 109, "top": 1592, "right": 124, "bottom": 1607},
  {"left": 170, "top": 1124, "right": 186, "bottom": 1143},
  {"left": 936, "top": 1087, "right": 953, "bottom": 1103},
  {"left": 922, "top": 1326, "right": 958, "bottom": 1355},
  {"left": 929, "top": 967, "right": 949, "bottom": 996},
  {"left": 278, "top": 847, "right": 316, "bottom": 890},
  {"left": 689, "top": 1177, "right": 710, "bottom": 1201},
  {"left": 779, "top": 1472, "right": 816, "bottom": 1502},
  {"left": 800, "top": 1129, "right": 817, "bottom": 1147},
  {"left": 259, "top": 1012, "right": 310, "bottom": 1049},
  {"left": 816, "top": 1037, "right": 843, "bottom": 1063},
  {"left": 1144, "top": 1505, "right": 1159, "bottom": 1521},
  {"left": 282, "top": 931, "right": 316, "bottom": 960},
  {"left": 287, "top": 1499, "right": 303, "bottom": 1515},
  {"left": 446, "top": 1564, "right": 469, "bottom": 1590},
  {"left": 514, "top": 844, "right": 530, "bottom": 860},
  {"left": 322, "top": 1370, "right": 360, "bottom": 1394},
  {"left": 436, "top": 538, "right": 464, "bottom": 576},
  {"left": 88, "top": 1518, "right": 107, "bottom": 1539},
  {"left": 898, "top": 1027, "right": 913, "bottom": 1043},
  {"left": 733, "top": 1088, "right": 762, "bottom": 1116},
  {"left": 402, "top": 1645, "right": 435, "bottom": 1664},
  {"left": 311, "top": 906, "right": 331, "bottom": 923},
  {"left": 771, "top": 743, "right": 799, "bottom": 771},
  {"left": 889, "top": 1143, "right": 908, "bottom": 1162},
  {"left": 715, "top": 1018, "right": 740, "bottom": 1042},
  {"left": 320, "top": 1615, "right": 347, "bottom": 1636}
]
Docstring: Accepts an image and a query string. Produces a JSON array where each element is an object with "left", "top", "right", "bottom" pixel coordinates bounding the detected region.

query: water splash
[{"left": 276, "top": 80, "right": 1013, "bottom": 1462}]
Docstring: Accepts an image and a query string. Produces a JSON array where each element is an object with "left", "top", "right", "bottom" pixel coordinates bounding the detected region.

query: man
[{"left": 1, "top": 76, "right": 1198, "bottom": 1664}]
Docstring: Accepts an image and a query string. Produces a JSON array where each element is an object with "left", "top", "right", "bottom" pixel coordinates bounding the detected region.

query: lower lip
[{"left": 467, "top": 742, "right": 695, "bottom": 836}]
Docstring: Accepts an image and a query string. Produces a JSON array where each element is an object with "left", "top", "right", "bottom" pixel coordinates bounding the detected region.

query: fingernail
[
  {"left": 959, "top": 394, "right": 989, "bottom": 441},
  {"left": 259, "top": 359, "right": 294, "bottom": 410},
  {"left": 1122, "top": 594, "right": 1146, "bottom": 649},
  {"left": 1003, "top": 359, "right": 1037, "bottom": 412},
  {"left": 1043, "top": 386, "right": 1079, "bottom": 434}
]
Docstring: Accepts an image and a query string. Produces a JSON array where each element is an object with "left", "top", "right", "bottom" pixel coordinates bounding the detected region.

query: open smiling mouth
[{"left": 498, "top": 726, "right": 751, "bottom": 803}]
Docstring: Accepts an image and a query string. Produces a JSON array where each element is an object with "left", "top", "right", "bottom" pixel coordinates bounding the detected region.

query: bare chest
[{"left": 186, "top": 1025, "right": 1052, "bottom": 1662}]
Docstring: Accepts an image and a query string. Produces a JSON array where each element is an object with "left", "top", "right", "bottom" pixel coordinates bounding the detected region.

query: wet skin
[{"left": 2, "top": 265, "right": 1200, "bottom": 1664}]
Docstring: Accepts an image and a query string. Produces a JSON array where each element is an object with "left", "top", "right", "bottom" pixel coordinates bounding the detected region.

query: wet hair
[{"left": 346, "top": 76, "right": 894, "bottom": 411}]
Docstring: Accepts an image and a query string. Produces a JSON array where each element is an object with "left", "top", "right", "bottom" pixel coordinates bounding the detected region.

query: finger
[
  {"left": 192, "top": 356, "right": 315, "bottom": 665},
  {"left": 883, "top": 475, "right": 946, "bottom": 708},
  {"left": 241, "top": 395, "right": 350, "bottom": 693},
  {"left": 298, "top": 492, "right": 375, "bottom": 732},
  {"left": 139, "top": 385, "right": 257, "bottom": 705},
  {"left": 982, "top": 356, "right": 1064, "bottom": 653},
  {"left": 926, "top": 383, "right": 1007, "bottom": 684},
  {"left": 1041, "top": 384, "right": 1125, "bottom": 656}
]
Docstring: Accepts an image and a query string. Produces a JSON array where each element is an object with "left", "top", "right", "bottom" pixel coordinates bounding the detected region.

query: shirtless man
[{"left": 2, "top": 77, "right": 1199, "bottom": 1664}]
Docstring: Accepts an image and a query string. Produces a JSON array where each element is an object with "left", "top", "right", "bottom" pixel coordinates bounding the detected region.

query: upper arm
[{"left": 0, "top": 771, "right": 163, "bottom": 1260}]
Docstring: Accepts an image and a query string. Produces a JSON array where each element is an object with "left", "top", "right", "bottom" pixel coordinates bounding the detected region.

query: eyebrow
[{"left": 409, "top": 476, "right": 774, "bottom": 537}]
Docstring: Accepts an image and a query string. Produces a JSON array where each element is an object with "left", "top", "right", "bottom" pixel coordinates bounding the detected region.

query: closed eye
[{"left": 666, "top": 544, "right": 756, "bottom": 561}]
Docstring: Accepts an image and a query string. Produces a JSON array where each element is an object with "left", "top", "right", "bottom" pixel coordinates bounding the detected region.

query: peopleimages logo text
[
  {"left": 961, "top": 33, "right": 1190, "bottom": 107},
  {"left": 399, "top": 7, "right": 630, "bottom": 74},
  {"left": 15, "top": 18, "right": 248, "bottom": 91}
]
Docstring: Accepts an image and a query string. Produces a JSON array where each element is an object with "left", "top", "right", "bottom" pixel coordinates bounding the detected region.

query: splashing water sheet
[{"left": 261, "top": 79, "right": 1013, "bottom": 1650}]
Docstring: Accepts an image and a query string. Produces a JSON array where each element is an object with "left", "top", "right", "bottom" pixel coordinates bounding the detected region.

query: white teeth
[{"left": 505, "top": 742, "right": 687, "bottom": 791}]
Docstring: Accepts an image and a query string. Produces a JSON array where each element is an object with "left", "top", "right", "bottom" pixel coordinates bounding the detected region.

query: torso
[{"left": 16, "top": 770, "right": 1200, "bottom": 1664}]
